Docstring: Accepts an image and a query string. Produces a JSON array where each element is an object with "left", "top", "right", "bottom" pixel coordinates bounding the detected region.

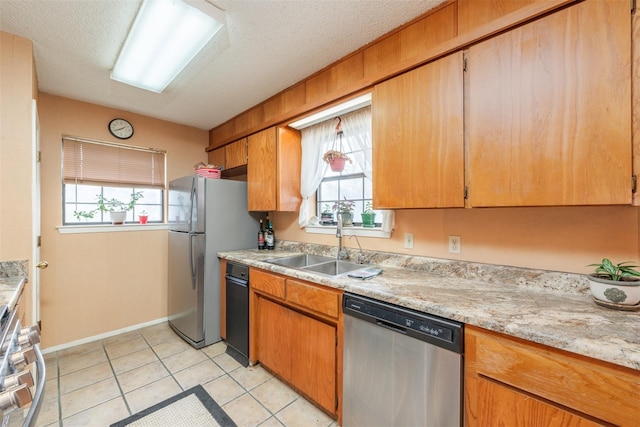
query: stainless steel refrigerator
[{"left": 168, "top": 176, "right": 258, "bottom": 348}]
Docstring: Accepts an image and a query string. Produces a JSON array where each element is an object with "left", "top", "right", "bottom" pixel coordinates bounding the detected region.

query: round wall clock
[{"left": 108, "top": 118, "right": 134, "bottom": 139}]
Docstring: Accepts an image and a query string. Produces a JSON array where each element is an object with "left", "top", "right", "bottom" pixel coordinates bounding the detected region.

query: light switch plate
[
  {"left": 404, "top": 233, "right": 414, "bottom": 249},
  {"left": 449, "top": 235, "right": 461, "bottom": 253}
]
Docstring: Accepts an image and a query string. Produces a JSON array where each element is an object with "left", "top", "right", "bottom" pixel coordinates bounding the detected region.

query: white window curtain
[{"left": 298, "top": 106, "right": 395, "bottom": 232}]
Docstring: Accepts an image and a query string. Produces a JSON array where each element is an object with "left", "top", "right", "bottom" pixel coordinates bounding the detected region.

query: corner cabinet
[
  {"left": 467, "top": 0, "right": 632, "bottom": 206},
  {"left": 247, "top": 126, "right": 301, "bottom": 212},
  {"left": 372, "top": 51, "right": 464, "bottom": 209},
  {"left": 249, "top": 268, "right": 342, "bottom": 420},
  {"left": 465, "top": 326, "right": 640, "bottom": 427}
]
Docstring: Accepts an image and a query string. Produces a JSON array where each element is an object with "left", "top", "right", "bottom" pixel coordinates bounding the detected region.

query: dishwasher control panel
[{"left": 343, "top": 293, "right": 463, "bottom": 353}]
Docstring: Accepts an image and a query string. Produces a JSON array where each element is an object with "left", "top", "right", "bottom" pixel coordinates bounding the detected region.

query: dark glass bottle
[
  {"left": 258, "top": 218, "right": 265, "bottom": 250},
  {"left": 265, "top": 220, "right": 275, "bottom": 250}
]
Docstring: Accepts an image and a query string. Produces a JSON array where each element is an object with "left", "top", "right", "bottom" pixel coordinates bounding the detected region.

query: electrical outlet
[
  {"left": 449, "top": 235, "right": 461, "bottom": 254},
  {"left": 404, "top": 233, "right": 414, "bottom": 249}
]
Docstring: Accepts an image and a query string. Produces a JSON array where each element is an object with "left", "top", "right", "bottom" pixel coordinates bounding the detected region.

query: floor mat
[{"left": 110, "top": 385, "right": 237, "bottom": 427}]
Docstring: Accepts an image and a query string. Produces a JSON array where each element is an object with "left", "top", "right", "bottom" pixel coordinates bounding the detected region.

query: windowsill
[
  {"left": 305, "top": 224, "right": 390, "bottom": 238},
  {"left": 57, "top": 223, "right": 169, "bottom": 234}
]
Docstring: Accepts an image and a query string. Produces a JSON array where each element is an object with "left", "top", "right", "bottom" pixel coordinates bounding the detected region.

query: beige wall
[
  {"left": 273, "top": 206, "right": 640, "bottom": 274},
  {"left": 0, "top": 31, "right": 37, "bottom": 326},
  {"left": 38, "top": 93, "right": 208, "bottom": 348}
]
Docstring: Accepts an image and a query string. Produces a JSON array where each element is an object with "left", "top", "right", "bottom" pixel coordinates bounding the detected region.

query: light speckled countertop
[
  {"left": 219, "top": 243, "right": 640, "bottom": 372},
  {"left": 0, "top": 276, "right": 26, "bottom": 311}
]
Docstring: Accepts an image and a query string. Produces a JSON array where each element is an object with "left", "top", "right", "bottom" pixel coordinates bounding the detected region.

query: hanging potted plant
[
  {"left": 323, "top": 117, "right": 352, "bottom": 172},
  {"left": 361, "top": 201, "right": 376, "bottom": 228},
  {"left": 333, "top": 197, "right": 355, "bottom": 226},
  {"left": 586, "top": 258, "right": 640, "bottom": 309}
]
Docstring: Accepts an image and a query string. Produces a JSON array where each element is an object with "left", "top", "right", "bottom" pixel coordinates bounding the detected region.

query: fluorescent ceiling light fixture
[
  {"left": 111, "top": 0, "right": 225, "bottom": 93},
  {"left": 289, "top": 93, "right": 372, "bottom": 129}
]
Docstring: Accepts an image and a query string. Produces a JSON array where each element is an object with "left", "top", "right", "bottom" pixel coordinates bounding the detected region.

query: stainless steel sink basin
[
  {"left": 265, "top": 254, "right": 335, "bottom": 268},
  {"left": 302, "top": 260, "right": 366, "bottom": 276},
  {"left": 264, "top": 254, "right": 369, "bottom": 277}
]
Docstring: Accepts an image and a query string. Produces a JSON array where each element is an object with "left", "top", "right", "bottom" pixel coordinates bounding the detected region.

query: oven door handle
[{"left": 23, "top": 344, "right": 45, "bottom": 427}]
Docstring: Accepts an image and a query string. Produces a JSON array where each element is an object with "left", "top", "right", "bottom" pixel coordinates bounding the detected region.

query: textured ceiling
[{"left": 1, "top": 0, "right": 445, "bottom": 130}]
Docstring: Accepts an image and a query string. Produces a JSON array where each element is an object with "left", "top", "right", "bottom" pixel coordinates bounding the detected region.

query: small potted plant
[
  {"left": 320, "top": 204, "right": 334, "bottom": 225},
  {"left": 138, "top": 210, "right": 149, "bottom": 224},
  {"left": 361, "top": 201, "right": 376, "bottom": 228},
  {"left": 333, "top": 197, "right": 355, "bottom": 226},
  {"left": 586, "top": 258, "right": 640, "bottom": 308},
  {"left": 73, "top": 191, "right": 143, "bottom": 224}
]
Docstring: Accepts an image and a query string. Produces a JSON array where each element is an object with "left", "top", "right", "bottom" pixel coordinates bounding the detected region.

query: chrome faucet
[
  {"left": 336, "top": 214, "right": 348, "bottom": 260},
  {"left": 349, "top": 234, "right": 367, "bottom": 264}
]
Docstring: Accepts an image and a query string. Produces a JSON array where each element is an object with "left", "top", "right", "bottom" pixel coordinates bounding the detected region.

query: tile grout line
[{"left": 102, "top": 338, "right": 133, "bottom": 417}]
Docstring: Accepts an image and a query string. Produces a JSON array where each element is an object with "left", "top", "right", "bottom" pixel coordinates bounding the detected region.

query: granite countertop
[
  {"left": 0, "top": 276, "right": 26, "bottom": 311},
  {"left": 219, "top": 245, "right": 640, "bottom": 372}
]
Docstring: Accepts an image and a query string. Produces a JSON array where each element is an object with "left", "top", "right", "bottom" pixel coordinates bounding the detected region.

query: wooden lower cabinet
[
  {"left": 465, "top": 326, "right": 640, "bottom": 427},
  {"left": 251, "top": 268, "right": 341, "bottom": 419}
]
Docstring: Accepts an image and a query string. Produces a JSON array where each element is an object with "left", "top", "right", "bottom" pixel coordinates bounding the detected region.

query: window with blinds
[{"left": 62, "top": 137, "right": 166, "bottom": 225}]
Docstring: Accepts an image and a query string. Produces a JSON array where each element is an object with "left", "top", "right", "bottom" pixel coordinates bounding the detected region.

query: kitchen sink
[
  {"left": 265, "top": 254, "right": 370, "bottom": 277},
  {"left": 302, "top": 260, "right": 366, "bottom": 276},
  {"left": 265, "top": 254, "right": 335, "bottom": 268}
]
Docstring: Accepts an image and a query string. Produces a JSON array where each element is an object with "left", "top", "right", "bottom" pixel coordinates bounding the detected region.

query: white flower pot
[
  {"left": 587, "top": 274, "right": 640, "bottom": 306},
  {"left": 110, "top": 211, "right": 126, "bottom": 225}
]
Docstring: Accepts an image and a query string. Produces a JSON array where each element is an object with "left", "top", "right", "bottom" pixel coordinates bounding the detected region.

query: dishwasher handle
[{"left": 376, "top": 319, "right": 407, "bottom": 335}]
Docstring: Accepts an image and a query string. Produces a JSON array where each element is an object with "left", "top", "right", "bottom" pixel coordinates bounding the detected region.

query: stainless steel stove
[{"left": 0, "top": 304, "right": 45, "bottom": 426}]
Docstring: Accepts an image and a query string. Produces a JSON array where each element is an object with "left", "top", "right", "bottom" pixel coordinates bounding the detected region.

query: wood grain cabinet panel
[
  {"left": 247, "top": 126, "right": 301, "bottom": 212},
  {"left": 207, "top": 147, "right": 225, "bottom": 170},
  {"left": 224, "top": 138, "right": 247, "bottom": 169},
  {"left": 250, "top": 268, "right": 342, "bottom": 418},
  {"left": 372, "top": 51, "right": 464, "bottom": 208},
  {"left": 457, "top": 0, "right": 538, "bottom": 36},
  {"left": 286, "top": 279, "right": 339, "bottom": 319},
  {"left": 465, "top": 326, "right": 640, "bottom": 427},
  {"left": 251, "top": 269, "right": 285, "bottom": 299},
  {"left": 468, "top": 0, "right": 632, "bottom": 206}
]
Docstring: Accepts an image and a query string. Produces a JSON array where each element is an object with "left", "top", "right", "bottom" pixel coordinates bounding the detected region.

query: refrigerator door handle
[
  {"left": 189, "top": 234, "right": 197, "bottom": 289},
  {"left": 189, "top": 182, "right": 197, "bottom": 233}
]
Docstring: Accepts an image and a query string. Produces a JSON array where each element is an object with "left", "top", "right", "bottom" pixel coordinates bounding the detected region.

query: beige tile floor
[{"left": 38, "top": 323, "right": 338, "bottom": 427}]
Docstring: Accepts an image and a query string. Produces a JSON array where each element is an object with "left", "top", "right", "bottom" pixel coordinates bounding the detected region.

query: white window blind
[{"left": 63, "top": 137, "right": 165, "bottom": 188}]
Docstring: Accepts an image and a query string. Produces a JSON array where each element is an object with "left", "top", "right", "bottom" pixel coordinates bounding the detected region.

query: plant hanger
[{"left": 323, "top": 116, "right": 352, "bottom": 172}]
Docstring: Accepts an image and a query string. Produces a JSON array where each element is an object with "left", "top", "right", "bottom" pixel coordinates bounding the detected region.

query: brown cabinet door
[
  {"left": 372, "top": 51, "right": 464, "bottom": 208},
  {"left": 290, "top": 310, "right": 337, "bottom": 415},
  {"left": 468, "top": 0, "right": 631, "bottom": 206},
  {"left": 247, "top": 127, "right": 301, "bottom": 212},
  {"left": 256, "top": 297, "right": 292, "bottom": 382},
  {"left": 474, "top": 378, "right": 601, "bottom": 427},
  {"left": 225, "top": 138, "right": 247, "bottom": 169},
  {"left": 247, "top": 128, "right": 277, "bottom": 211},
  {"left": 207, "top": 147, "right": 225, "bottom": 170}
]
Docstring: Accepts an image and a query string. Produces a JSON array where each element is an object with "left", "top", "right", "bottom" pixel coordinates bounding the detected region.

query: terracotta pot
[
  {"left": 329, "top": 157, "right": 346, "bottom": 172},
  {"left": 587, "top": 274, "right": 640, "bottom": 306}
]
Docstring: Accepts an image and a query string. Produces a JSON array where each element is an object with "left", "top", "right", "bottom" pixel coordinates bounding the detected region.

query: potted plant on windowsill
[
  {"left": 138, "top": 210, "right": 149, "bottom": 224},
  {"left": 320, "top": 204, "right": 334, "bottom": 225},
  {"left": 73, "top": 191, "right": 143, "bottom": 224},
  {"left": 586, "top": 258, "right": 640, "bottom": 309},
  {"left": 333, "top": 197, "right": 355, "bottom": 226},
  {"left": 361, "top": 201, "right": 376, "bottom": 228}
]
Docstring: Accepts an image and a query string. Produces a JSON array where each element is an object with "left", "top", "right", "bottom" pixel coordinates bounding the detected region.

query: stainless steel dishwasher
[{"left": 342, "top": 293, "right": 464, "bottom": 427}]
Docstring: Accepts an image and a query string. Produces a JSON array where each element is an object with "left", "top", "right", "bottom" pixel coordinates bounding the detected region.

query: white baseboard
[{"left": 41, "top": 317, "right": 169, "bottom": 354}]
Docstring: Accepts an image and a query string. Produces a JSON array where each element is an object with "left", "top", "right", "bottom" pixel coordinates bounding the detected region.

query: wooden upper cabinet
[
  {"left": 225, "top": 138, "right": 247, "bottom": 169},
  {"left": 207, "top": 147, "right": 225, "bottom": 170},
  {"left": 467, "top": 0, "right": 632, "bottom": 207},
  {"left": 372, "top": 51, "right": 464, "bottom": 209},
  {"left": 247, "top": 126, "right": 301, "bottom": 212},
  {"left": 457, "top": 0, "right": 539, "bottom": 36}
]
